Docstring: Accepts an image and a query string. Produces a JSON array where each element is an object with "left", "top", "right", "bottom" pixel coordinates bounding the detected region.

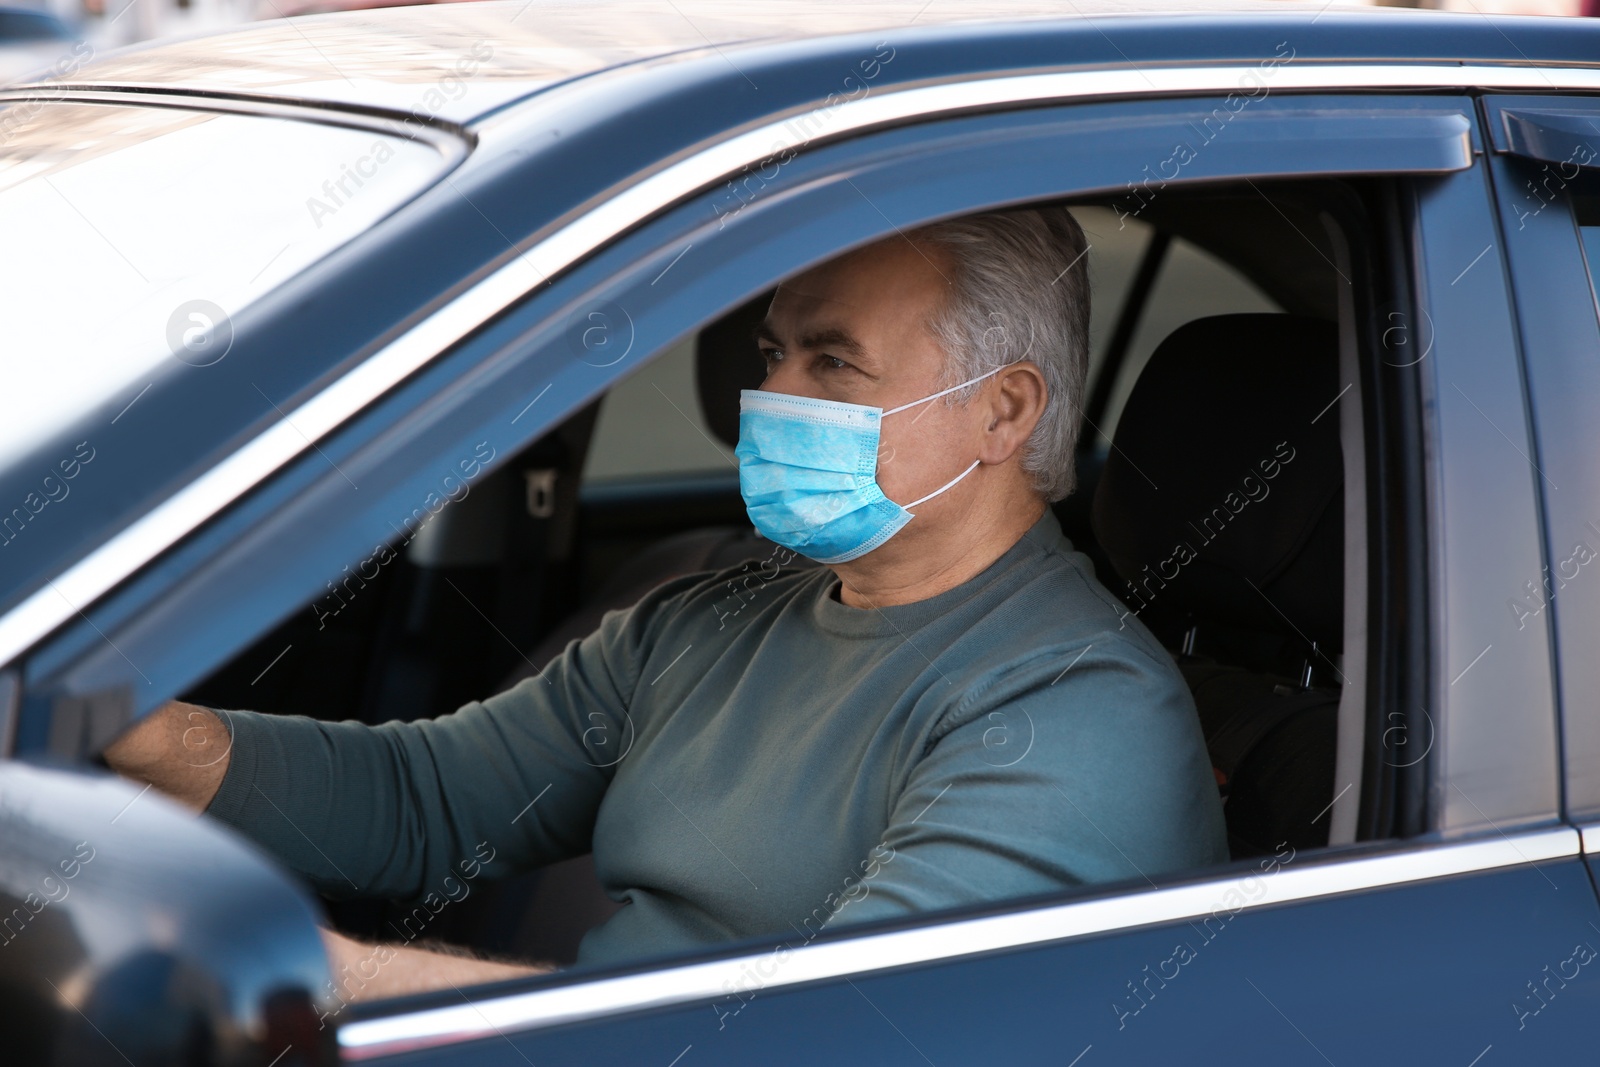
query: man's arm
[
  {"left": 184, "top": 590, "right": 665, "bottom": 901},
  {"left": 99, "top": 573, "right": 704, "bottom": 997},
  {"left": 103, "top": 700, "right": 233, "bottom": 812},
  {"left": 107, "top": 704, "right": 560, "bottom": 999},
  {"left": 319, "top": 928, "right": 553, "bottom": 1001}
]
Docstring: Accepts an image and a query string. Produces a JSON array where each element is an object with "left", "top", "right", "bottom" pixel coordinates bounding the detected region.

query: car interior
[{"left": 177, "top": 181, "right": 1378, "bottom": 971}]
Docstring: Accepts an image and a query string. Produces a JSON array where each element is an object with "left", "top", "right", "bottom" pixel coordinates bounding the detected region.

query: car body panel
[
  {"left": 1411, "top": 161, "right": 1562, "bottom": 832},
  {"left": 346, "top": 836, "right": 1599, "bottom": 1065}
]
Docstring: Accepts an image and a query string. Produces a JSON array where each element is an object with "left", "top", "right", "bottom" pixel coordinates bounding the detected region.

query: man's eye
[{"left": 820, "top": 355, "right": 848, "bottom": 370}]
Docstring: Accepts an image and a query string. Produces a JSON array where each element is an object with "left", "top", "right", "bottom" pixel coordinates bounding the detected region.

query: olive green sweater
[{"left": 205, "top": 509, "right": 1227, "bottom": 967}]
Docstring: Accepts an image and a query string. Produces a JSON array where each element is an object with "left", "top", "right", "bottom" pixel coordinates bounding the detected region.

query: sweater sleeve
[
  {"left": 818, "top": 634, "right": 1228, "bottom": 932},
  {"left": 202, "top": 576, "right": 694, "bottom": 902}
]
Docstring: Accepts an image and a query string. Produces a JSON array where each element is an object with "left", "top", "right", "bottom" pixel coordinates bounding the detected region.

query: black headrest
[
  {"left": 695, "top": 290, "right": 773, "bottom": 448},
  {"left": 1091, "top": 314, "right": 1343, "bottom": 647}
]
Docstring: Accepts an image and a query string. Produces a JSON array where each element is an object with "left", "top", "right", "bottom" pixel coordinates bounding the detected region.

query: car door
[
  {"left": 331, "top": 97, "right": 1597, "bottom": 1065},
  {"left": 10, "top": 64, "right": 1600, "bottom": 1067}
]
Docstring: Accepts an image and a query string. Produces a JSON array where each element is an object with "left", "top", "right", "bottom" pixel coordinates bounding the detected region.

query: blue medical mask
[{"left": 735, "top": 363, "right": 1015, "bottom": 564}]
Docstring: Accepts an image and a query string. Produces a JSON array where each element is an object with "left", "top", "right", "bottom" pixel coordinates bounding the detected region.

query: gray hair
[{"left": 915, "top": 206, "right": 1090, "bottom": 502}]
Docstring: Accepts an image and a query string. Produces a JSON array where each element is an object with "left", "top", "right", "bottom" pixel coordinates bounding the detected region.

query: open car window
[{"left": 160, "top": 175, "right": 1383, "bottom": 989}]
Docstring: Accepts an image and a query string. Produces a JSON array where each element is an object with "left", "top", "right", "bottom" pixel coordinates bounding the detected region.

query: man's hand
[
  {"left": 319, "top": 927, "right": 554, "bottom": 1003},
  {"left": 102, "top": 700, "right": 233, "bottom": 812}
]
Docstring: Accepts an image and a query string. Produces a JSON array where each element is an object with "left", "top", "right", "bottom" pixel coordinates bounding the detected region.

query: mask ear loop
[
  {"left": 904, "top": 459, "right": 982, "bottom": 509},
  {"left": 881, "top": 359, "right": 1022, "bottom": 416},
  {"left": 887, "top": 353, "right": 1027, "bottom": 508}
]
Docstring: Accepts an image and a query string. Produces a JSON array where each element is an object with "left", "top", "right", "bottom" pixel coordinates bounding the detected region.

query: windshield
[{"left": 0, "top": 100, "right": 449, "bottom": 471}]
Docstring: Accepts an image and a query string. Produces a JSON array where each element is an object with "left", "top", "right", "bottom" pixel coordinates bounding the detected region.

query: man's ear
[{"left": 978, "top": 361, "right": 1048, "bottom": 463}]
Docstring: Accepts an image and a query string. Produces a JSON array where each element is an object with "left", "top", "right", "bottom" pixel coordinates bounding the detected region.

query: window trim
[
  {"left": 0, "top": 62, "right": 1595, "bottom": 674},
  {"left": 0, "top": 86, "right": 471, "bottom": 150},
  {"left": 337, "top": 827, "right": 1577, "bottom": 1059},
  {"left": 1328, "top": 201, "right": 1371, "bottom": 846}
]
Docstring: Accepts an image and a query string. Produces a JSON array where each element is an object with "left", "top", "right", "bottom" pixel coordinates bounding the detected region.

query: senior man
[{"left": 108, "top": 205, "right": 1227, "bottom": 998}]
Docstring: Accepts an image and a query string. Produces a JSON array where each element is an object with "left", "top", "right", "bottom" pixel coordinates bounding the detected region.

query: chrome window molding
[
  {"left": 338, "top": 827, "right": 1577, "bottom": 1059},
  {"left": 1580, "top": 824, "right": 1600, "bottom": 855},
  {"left": 4, "top": 60, "right": 1600, "bottom": 671},
  {"left": 0, "top": 87, "right": 474, "bottom": 149}
]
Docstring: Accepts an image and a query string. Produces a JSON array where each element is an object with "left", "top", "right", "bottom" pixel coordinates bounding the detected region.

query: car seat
[{"left": 1091, "top": 313, "right": 1344, "bottom": 857}]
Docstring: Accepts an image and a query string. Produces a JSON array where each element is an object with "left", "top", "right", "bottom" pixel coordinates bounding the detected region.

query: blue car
[
  {"left": 4, "top": 2, "right": 1600, "bottom": 1063},
  {"left": 0, "top": 6, "right": 83, "bottom": 84}
]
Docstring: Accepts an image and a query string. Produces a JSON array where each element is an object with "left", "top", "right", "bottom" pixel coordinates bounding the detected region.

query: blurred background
[
  {"left": 0, "top": 0, "right": 1591, "bottom": 87},
  {"left": 0, "top": 0, "right": 487, "bottom": 83},
  {"left": 0, "top": 0, "right": 1591, "bottom": 88}
]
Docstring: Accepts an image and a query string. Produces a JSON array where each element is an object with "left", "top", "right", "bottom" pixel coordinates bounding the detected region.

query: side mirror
[{"left": 0, "top": 760, "right": 338, "bottom": 1066}]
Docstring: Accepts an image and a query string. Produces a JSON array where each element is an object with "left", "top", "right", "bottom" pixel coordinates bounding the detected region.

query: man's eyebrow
[
  {"left": 753, "top": 322, "right": 867, "bottom": 357},
  {"left": 798, "top": 327, "right": 866, "bottom": 358}
]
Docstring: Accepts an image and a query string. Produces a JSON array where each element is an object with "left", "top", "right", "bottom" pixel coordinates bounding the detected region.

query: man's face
[{"left": 755, "top": 237, "right": 987, "bottom": 511}]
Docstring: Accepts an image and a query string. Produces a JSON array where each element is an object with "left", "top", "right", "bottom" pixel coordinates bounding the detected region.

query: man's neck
[{"left": 831, "top": 486, "right": 1047, "bottom": 609}]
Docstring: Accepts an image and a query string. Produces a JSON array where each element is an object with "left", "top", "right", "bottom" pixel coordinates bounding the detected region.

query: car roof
[
  {"left": 10, "top": 1, "right": 1161, "bottom": 120},
  {"left": 16, "top": 0, "right": 1597, "bottom": 125}
]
